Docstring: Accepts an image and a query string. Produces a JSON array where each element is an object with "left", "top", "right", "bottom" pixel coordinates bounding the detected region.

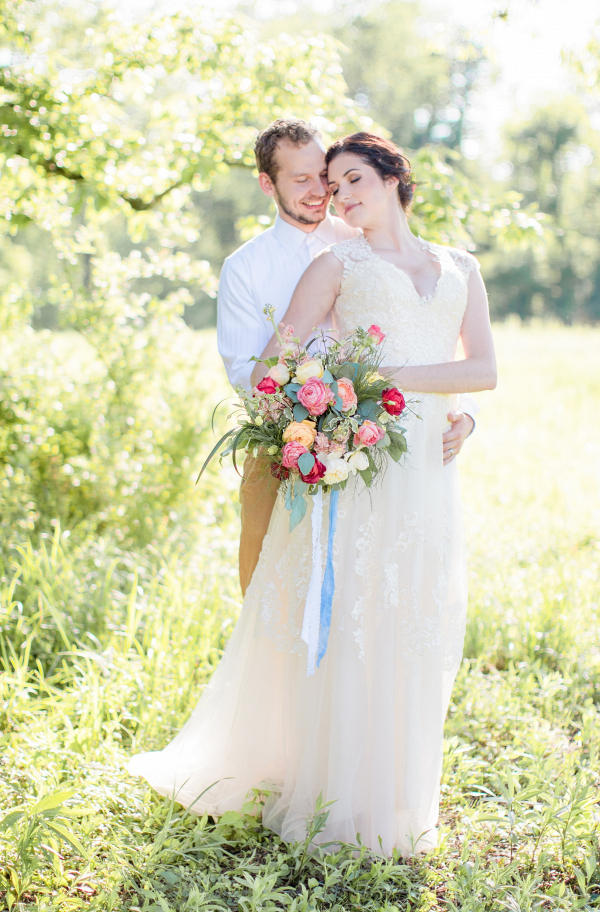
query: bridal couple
[{"left": 129, "top": 119, "right": 497, "bottom": 856}]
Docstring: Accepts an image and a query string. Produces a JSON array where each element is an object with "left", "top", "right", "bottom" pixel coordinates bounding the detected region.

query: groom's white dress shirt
[
  {"left": 218, "top": 213, "right": 356, "bottom": 391},
  {"left": 217, "top": 211, "right": 479, "bottom": 420}
]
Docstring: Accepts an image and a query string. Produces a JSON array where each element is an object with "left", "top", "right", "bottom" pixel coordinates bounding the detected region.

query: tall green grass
[{"left": 1, "top": 323, "right": 600, "bottom": 911}]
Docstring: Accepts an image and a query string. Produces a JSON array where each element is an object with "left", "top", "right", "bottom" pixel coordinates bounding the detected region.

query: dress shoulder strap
[
  {"left": 328, "top": 234, "right": 372, "bottom": 272},
  {"left": 445, "top": 246, "right": 481, "bottom": 279}
]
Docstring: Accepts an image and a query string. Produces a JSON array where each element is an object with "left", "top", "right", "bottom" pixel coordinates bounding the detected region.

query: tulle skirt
[{"left": 128, "top": 393, "right": 467, "bottom": 856}]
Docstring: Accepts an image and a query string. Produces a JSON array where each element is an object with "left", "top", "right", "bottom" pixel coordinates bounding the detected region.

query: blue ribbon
[{"left": 317, "top": 487, "right": 339, "bottom": 667}]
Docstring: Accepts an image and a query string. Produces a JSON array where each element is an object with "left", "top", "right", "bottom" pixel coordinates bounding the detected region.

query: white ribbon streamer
[{"left": 301, "top": 487, "right": 323, "bottom": 676}]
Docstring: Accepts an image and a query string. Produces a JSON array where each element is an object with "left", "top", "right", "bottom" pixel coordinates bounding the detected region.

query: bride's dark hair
[{"left": 325, "top": 132, "right": 414, "bottom": 212}]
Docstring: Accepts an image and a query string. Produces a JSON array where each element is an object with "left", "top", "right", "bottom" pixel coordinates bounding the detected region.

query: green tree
[{"left": 485, "top": 99, "right": 600, "bottom": 321}]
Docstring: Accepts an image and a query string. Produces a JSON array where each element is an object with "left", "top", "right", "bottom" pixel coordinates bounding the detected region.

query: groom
[{"left": 217, "top": 118, "right": 478, "bottom": 595}]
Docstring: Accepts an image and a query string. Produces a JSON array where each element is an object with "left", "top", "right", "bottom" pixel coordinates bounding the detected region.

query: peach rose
[
  {"left": 268, "top": 363, "right": 290, "bottom": 386},
  {"left": 336, "top": 377, "right": 358, "bottom": 413},
  {"left": 297, "top": 377, "right": 336, "bottom": 416},
  {"left": 353, "top": 419, "right": 386, "bottom": 447},
  {"left": 281, "top": 440, "right": 308, "bottom": 470},
  {"left": 282, "top": 420, "right": 317, "bottom": 449}
]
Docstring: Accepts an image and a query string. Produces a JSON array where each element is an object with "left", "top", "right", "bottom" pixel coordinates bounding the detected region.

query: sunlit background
[{"left": 2, "top": 2, "right": 600, "bottom": 907}]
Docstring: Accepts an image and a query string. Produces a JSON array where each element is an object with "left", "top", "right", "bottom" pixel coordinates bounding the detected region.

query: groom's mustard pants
[{"left": 239, "top": 454, "right": 279, "bottom": 596}]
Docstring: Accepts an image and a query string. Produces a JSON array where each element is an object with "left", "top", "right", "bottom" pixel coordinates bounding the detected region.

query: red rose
[
  {"left": 299, "top": 456, "right": 327, "bottom": 484},
  {"left": 381, "top": 387, "right": 406, "bottom": 417},
  {"left": 255, "top": 376, "right": 278, "bottom": 395},
  {"left": 271, "top": 463, "right": 290, "bottom": 480}
]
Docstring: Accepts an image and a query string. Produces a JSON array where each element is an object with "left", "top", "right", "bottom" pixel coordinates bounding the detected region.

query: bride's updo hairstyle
[{"left": 325, "top": 132, "right": 414, "bottom": 212}]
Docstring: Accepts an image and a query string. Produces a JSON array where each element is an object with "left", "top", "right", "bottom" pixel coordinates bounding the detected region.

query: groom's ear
[{"left": 258, "top": 172, "right": 276, "bottom": 198}]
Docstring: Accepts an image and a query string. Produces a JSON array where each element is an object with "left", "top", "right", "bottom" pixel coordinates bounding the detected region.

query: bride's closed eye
[{"left": 331, "top": 177, "right": 360, "bottom": 196}]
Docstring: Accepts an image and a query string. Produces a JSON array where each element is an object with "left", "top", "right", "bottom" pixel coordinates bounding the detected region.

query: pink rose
[
  {"left": 367, "top": 324, "right": 385, "bottom": 344},
  {"left": 281, "top": 440, "right": 308, "bottom": 470},
  {"left": 255, "top": 376, "right": 278, "bottom": 395},
  {"left": 336, "top": 377, "right": 358, "bottom": 413},
  {"left": 353, "top": 419, "right": 386, "bottom": 448},
  {"left": 297, "top": 377, "right": 336, "bottom": 416}
]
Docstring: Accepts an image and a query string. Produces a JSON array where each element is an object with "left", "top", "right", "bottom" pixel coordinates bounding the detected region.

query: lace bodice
[{"left": 330, "top": 234, "right": 479, "bottom": 367}]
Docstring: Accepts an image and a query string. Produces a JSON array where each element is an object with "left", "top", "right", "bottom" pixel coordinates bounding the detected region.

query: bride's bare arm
[
  {"left": 389, "top": 268, "right": 497, "bottom": 393},
  {"left": 250, "top": 252, "right": 343, "bottom": 388}
]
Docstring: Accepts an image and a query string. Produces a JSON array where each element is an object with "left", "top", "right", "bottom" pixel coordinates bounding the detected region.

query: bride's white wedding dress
[{"left": 129, "top": 233, "right": 478, "bottom": 856}]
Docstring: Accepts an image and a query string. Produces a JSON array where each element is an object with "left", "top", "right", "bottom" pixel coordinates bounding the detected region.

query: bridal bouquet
[
  {"left": 199, "top": 306, "right": 414, "bottom": 675},
  {"left": 199, "top": 306, "right": 411, "bottom": 532}
]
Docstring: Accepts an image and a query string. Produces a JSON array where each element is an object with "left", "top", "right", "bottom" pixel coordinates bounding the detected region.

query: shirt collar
[
  {"left": 272, "top": 211, "right": 338, "bottom": 254},
  {"left": 311, "top": 213, "right": 339, "bottom": 246}
]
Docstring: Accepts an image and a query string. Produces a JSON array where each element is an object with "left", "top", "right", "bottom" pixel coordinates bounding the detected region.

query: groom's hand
[{"left": 443, "top": 412, "right": 474, "bottom": 465}]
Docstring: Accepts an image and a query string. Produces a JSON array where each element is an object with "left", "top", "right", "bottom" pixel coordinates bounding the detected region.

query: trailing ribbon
[
  {"left": 317, "top": 488, "right": 339, "bottom": 668},
  {"left": 301, "top": 487, "right": 323, "bottom": 676}
]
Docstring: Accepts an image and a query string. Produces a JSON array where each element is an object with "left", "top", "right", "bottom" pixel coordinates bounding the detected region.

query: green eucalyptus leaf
[
  {"left": 289, "top": 494, "right": 307, "bottom": 532},
  {"left": 297, "top": 452, "right": 315, "bottom": 474},
  {"left": 337, "top": 362, "right": 359, "bottom": 381},
  {"left": 293, "top": 403, "right": 310, "bottom": 421}
]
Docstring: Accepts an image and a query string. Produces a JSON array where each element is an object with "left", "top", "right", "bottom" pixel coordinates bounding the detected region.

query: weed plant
[{"left": 1, "top": 323, "right": 600, "bottom": 910}]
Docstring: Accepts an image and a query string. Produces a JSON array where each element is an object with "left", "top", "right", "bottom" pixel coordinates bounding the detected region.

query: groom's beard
[{"left": 275, "top": 188, "right": 328, "bottom": 226}]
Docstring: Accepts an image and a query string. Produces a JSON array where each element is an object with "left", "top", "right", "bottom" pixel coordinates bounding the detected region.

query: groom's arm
[
  {"left": 458, "top": 393, "right": 479, "bottom": 426},
  {"left": 217, "top": 255, "right": 268, "bottom": 391}
]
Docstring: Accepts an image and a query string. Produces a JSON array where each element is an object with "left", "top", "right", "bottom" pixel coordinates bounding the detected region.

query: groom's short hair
[{"left": 254, "top": 119, "right": 321, "bottom": 183}]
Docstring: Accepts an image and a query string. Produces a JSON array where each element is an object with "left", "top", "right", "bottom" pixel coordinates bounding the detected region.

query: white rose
[
  {"left": 347, "top": 450, "right": 369, "bottom": 474},
  {"left": 323, "top": 458, "right": 350, "bottom": 485},
  {"left": 294, "top": 359, "right": 324, "bottom": 384},
  {"left": 268, "top": 363, "right": 290, "bottom": 385}
]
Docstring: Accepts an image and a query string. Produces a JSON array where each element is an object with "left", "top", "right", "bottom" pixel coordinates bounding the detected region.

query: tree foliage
[{"left": 486, "top": 98, "right": 600, "bottom": 321}]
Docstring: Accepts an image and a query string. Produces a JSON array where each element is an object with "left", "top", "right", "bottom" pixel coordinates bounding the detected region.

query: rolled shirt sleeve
[{"left": 457, "top": 393, "right": 480, "bottom": 421}]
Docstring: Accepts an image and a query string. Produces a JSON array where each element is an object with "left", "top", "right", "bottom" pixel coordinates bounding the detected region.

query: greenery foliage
[
  {"left": 2, "top": 324, "right": 600, "bottom": 910},
  {"left": 1, "top": 1, "right": 600, "bottom": 908}
]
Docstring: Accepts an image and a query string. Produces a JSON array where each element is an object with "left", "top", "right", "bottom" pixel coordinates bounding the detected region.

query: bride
[{"left": 128, "top": 132, "right": 496, "bottom": 856}]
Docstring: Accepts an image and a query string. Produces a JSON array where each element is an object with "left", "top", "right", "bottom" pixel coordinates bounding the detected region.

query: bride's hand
[{"left": 443, "top": 411, "right": 474, "bottom": 465}]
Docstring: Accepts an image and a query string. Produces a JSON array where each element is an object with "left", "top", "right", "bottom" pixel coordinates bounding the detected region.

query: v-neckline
[{"left": 358, "top": 234, "right": 443, "bottom": 304}]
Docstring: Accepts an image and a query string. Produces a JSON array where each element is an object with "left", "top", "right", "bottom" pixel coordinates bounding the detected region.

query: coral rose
[
  {"left": 367, "top": 324, "right": 386, "bottom": 344},
  {"left": 268, "top": 363, "right": 290, "bottom": 386},
  {"left": 282, "top": 420, "right": 317, "bottom": 449},
  {"left": 281, "top": 440, "right": 308, "bottom": 470},
  {"left": 254, "top": 376, "right": 278, "bottom": 395},
  {"left": 299, "top": 456, "right": 327, "bottom": 484},
  {"left": 381, "top": 387, "right": 406, "bottom": 416},
  {"left": 353, "top": 420, "right": 386, "bottom": 447},
  {"left": 295, "top": 359, "right": 324, "bottom": 384},
  {"left": 336, "top": 377, "right": 358, "bottom": 413},
  {"left": 297, "top": 377, "right": 335, "bottom": 416}
]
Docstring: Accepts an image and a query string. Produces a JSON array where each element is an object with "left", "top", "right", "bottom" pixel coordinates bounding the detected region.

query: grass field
[{"left": 1, "top": 322, "right": 600, "bottom": 911}]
